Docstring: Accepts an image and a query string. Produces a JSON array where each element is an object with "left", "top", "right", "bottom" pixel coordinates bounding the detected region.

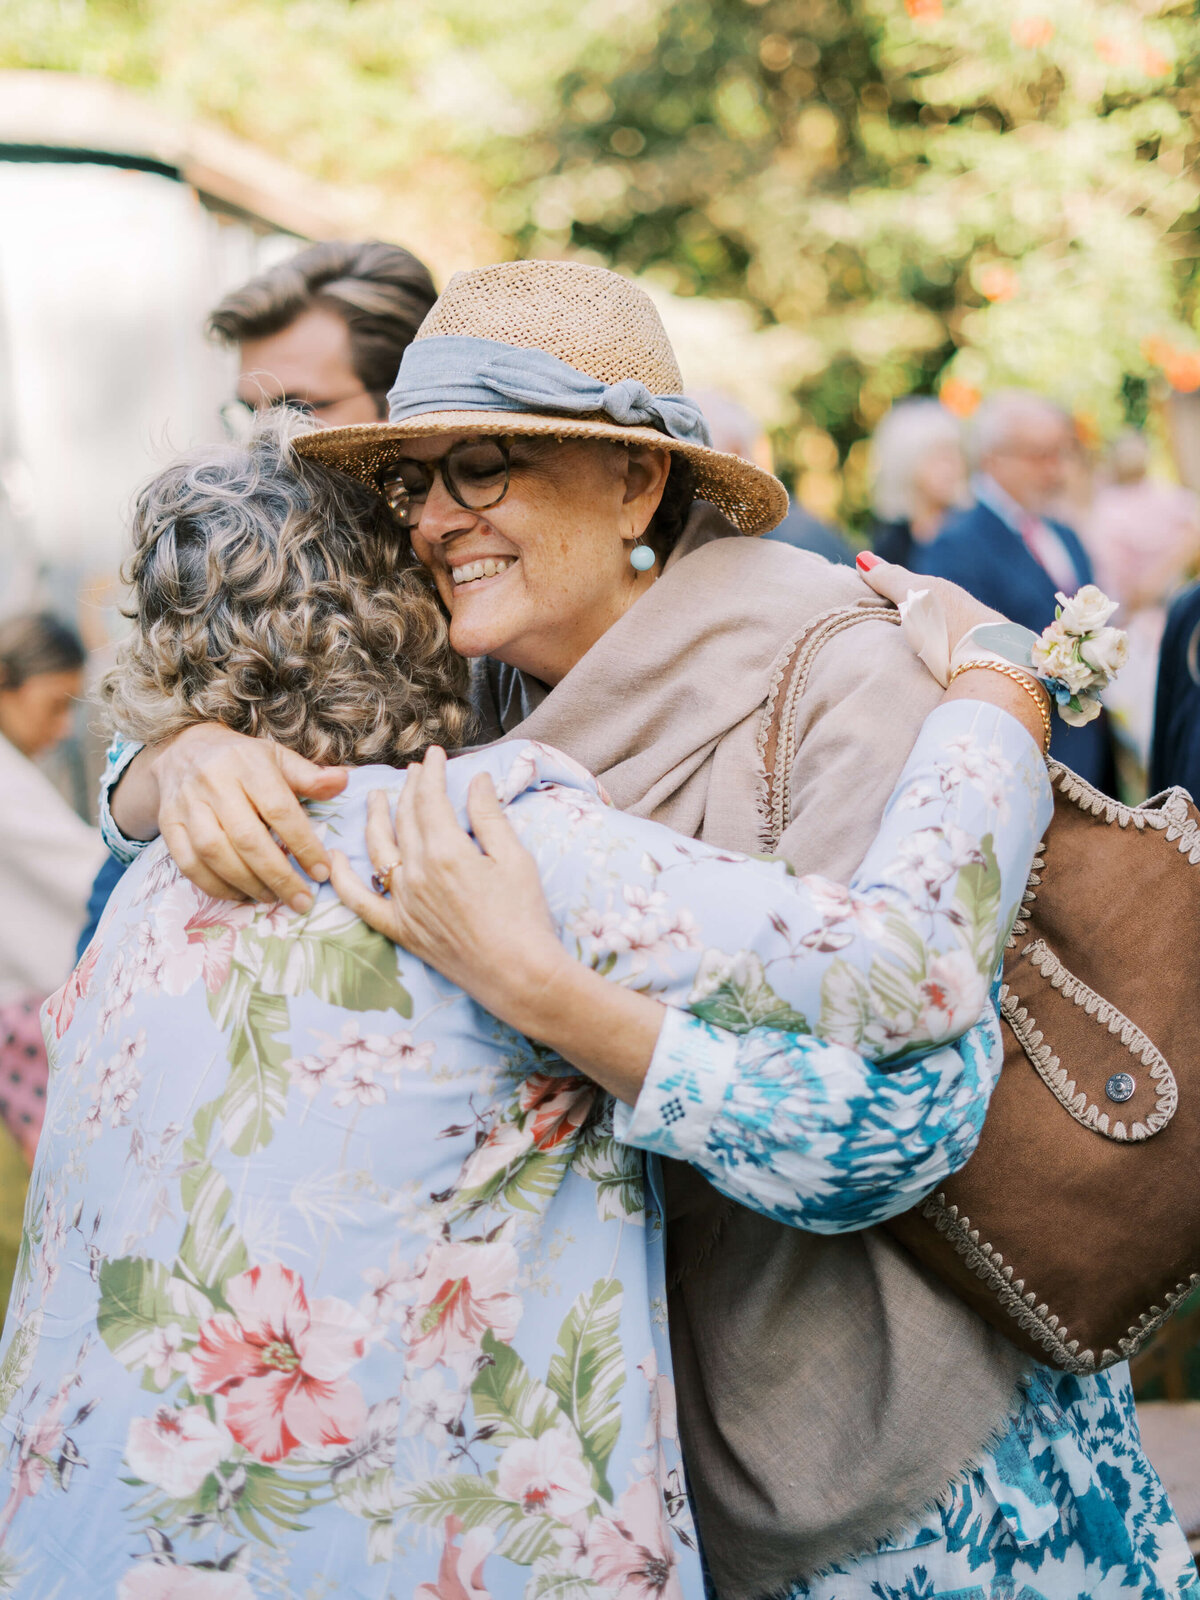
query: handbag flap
[
  {"left": 999, "top": 765, "right": 1197, "bottom": 1144},
  {"left": 1000, "top": 938, "right": 1177, "bottom": 1141}
]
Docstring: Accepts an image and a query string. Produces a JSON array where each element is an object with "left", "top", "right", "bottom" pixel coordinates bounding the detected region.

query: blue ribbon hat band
[{"left": 385, "top": 336, "right": 713, "bottom": 449}]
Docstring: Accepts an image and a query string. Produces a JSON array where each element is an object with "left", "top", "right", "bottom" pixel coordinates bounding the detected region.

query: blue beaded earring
[{"left": 629, "top": 541, "right": 656, "bottom": 572}]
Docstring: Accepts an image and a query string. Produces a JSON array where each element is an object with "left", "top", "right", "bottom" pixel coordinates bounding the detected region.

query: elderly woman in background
[
  {"left": 869, "top": 396, "right": 969, "bottom": 565},
  {"left": 97, "top": 264, "right": 1194, "bottom": 1600},
  {"left": 0, "top": 416, "right": 1059, "bottom": 1597}
]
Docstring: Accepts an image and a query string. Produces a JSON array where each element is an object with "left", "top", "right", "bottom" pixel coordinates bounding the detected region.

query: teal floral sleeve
[
  {"left": 97, "top": 735, "right": 146, "bottom": 865},
  {"left": 619, "top": 1005, "right": 1003, "bottom": 1233}
]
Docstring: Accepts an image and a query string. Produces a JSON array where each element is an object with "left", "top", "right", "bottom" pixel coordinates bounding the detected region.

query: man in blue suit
[{"left": 912, "top": 391, "right": 1114, "bottom": 791}]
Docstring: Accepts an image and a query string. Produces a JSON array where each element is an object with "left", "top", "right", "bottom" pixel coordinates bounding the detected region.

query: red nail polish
[{"left": 856, "top": 551, "right": 881, "bottom": 571}]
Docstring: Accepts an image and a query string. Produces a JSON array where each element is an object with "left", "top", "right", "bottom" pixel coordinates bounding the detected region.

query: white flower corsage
[
  {"left": 1029, "top": 586, "right": 1128, "bottom": 727},
  {"left": 898, "top": 582, "right": 1127, "bottom": 731}
]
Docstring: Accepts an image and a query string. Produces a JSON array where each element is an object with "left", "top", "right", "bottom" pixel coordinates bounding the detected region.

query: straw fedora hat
[{"left": 293, "top": 259, "right": 788, "bottom": 536}]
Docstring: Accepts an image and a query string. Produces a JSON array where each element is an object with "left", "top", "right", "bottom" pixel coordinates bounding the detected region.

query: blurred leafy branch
[{"left": 2, "top": 0, "right": 1198, "bottom": 520}]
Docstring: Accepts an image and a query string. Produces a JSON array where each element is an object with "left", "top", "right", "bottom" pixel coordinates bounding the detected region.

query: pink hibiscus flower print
[
  {"left": 118, "top": 1564, "right": 255, "bottom": 1600},
  {"left": 588, "top": 1477, "right": 681, "bottom": 1599},
  {"left": 519, "top": 1073, "right": 595, "bottom": 1152},
  {"left": 45, "top": 937, "right": 101, "bottom": 1040},
  {"left": 125, "top": 1404, "right": 229, "bottom": 1499},
  {"left": 415, "top": 1514, "right": 494, "bottom": 1600},
  {"left": 496, "top": 1428, "right": 594, "bottom": 1518},
  {"left": 152, "top": 883, "right": 257, "bottom": 997},
  {"left": 191, "top": 1263, "right": 368, "bottom": 1464},
  {"left": 457, "top": 1118, "right": 535, "bottom": 1192},
  {"left": 405, "top": 1235, "right": 521, "bottom": 1374}
]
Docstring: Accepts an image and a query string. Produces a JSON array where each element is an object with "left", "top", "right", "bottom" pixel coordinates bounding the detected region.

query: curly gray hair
[{"left": 102, "top": 413, "right": 472, "bottom": 765}]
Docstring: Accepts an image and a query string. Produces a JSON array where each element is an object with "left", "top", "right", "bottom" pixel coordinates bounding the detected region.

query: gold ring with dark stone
[{"left": 370, "top": 857, "right": 402, "bottom": 895}]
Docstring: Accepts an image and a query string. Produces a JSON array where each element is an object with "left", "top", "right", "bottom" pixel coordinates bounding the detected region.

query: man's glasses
[{"left": 376, "top": 438, "right": 512, "bottom": 531}]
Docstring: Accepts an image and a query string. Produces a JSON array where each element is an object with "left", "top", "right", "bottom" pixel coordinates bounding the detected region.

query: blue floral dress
[{"left": 14, "top": 704, "right": 1182, "bottom": 1600}]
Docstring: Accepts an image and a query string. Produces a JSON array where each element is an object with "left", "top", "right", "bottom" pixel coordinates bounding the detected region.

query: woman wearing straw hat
[{"left": 101, "top": 263, "right": 1196, "bottom": 1599}]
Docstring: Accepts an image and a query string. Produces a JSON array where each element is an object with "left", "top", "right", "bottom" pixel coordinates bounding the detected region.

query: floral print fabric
[{"left": 780, "top": 1365, "right": 1198, "bottom": 1599}]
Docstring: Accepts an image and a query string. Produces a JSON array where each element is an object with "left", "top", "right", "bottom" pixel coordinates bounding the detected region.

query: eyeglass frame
[{"left": 374, "top": 436, "right": 515, "bottom": 530}]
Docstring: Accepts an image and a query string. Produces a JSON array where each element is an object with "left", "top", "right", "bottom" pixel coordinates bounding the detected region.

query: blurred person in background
[
  {"left": 79, "top": 238, "right": 439, "bottom": 952},
  {"left": 0, "top": 613, "right": 104, "bottom": 1013},
  {"left": 690, "top": 387, "right": 855, "bottom": 565},
  {"left": 1085, "top": 430, "right": 1200, "bottom": 616},
  {"left": 0, "top": 613, "right": 106, "bottom": 1311},
  {"left": 914, "top": 389, "right": 1115, "bottom": 791},
  {"left": 1086, "top": 430, "right": 1200, "bottom": 785},
  {"left": 869, "top": 396, "right": 969, "bottom": 565}
]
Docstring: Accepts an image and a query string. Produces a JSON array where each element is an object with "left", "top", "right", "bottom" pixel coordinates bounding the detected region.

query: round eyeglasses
[{"left": 376, "top": 438, "right": 511, "bottom": 530}]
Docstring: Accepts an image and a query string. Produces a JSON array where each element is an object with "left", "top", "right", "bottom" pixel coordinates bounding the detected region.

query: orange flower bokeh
[
  {"left": 977, "top": 263, "right": 1020, "bottom": 303},
  {"left": 939, "top": 378, "right": 982, "bottom": 418},
  {"left": 1143, "top": 337, "right": 1200, "bottom": 393},
  {"left": 1012, "top": 17, "right": 1055, "bottom": 49}
]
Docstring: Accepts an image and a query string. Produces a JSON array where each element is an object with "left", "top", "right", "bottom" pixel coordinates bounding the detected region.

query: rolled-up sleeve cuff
[
  {"left": 613, "top": 1008, "right": 739, "bottom": 1160},
  {"left": 98, "top": 737, "right": 149, "bottom": 865}
]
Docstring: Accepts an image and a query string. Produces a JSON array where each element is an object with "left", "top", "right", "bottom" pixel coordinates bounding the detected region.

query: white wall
[{"left": 0, "top": 159, "right": 293, "bottom": 601}]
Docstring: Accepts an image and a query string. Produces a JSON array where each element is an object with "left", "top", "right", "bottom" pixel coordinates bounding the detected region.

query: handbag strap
[
  {"left": 670, "top": 602, "right": 901, "bottom": 1292},
  {"left": 759, "top": 604, "right": 901, "bottom": 848}
]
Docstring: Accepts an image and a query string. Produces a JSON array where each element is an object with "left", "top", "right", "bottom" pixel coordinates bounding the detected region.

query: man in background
[
  {"left": 215, "top": 238, "right": 436, "bottom": 428},
  {"left": 914, "top": 389, "right": 1113, "bottom": 790},
  {"left": 79, "top": 239, "right": 438, "bottom": 951}
]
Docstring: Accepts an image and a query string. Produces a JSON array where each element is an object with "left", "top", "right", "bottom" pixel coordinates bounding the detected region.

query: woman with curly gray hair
[{"left": 103, "top": 414, "right": 470, "bottom": 770}]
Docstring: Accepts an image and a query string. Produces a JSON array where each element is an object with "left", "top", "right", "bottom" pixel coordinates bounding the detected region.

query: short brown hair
[
  {"left": 208, "top": 241, "right": 437, "bottom": 413},
  {"left": 102, "top": 412, "right": 471, "bottom": 766}
]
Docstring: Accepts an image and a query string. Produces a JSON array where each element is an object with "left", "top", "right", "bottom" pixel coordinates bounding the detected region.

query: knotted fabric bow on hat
[{"left": 386, "top": 336, "right": 714, "bottom": 448}]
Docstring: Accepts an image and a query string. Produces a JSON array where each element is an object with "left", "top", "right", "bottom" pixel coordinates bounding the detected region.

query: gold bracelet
[{"left": 947, "top": 658, "right": 1053, "bottom": 755}]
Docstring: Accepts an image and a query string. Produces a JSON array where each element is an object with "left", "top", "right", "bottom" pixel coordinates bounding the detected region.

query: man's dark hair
[{"left": 207, "top": 240, "right": 438, "bottom": 415}]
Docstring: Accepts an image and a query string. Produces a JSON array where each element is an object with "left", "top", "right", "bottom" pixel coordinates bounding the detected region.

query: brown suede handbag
[{"left": 766, "top": 610, "right": 1200, "bottom": 1375}]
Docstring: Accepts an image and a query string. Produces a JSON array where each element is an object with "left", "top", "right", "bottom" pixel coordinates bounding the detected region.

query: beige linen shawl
[{"left": 477, "top": 517, "right": 1032, "bottom": 1597}]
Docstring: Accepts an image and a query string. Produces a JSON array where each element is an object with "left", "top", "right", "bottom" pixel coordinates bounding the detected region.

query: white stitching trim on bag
[
  {"left": 1005, "top": 839, "right": 1045, "bottom": 947},
  {"left": 999, "top": 947, "right": 1178, "bottom": 1142},
  {"left": 1050, "top": 764, "right": 1200, "bottom": 856},
  {"left": 914, "top": 1190, "right": 1200, "bottom": 1373}
]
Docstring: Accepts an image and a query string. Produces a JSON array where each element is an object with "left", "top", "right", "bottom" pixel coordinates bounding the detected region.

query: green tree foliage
[
  {"left": 506, "top": 0, "right": 1200, "bottom": 515},
  {"left": 3, "top": 0, "right": 1197, "bottom": 519}
]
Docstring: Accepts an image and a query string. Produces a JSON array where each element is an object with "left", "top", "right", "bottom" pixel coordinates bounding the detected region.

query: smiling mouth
[{"left": 450, "top": 556, "right": 517, "bottom": 588}]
